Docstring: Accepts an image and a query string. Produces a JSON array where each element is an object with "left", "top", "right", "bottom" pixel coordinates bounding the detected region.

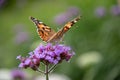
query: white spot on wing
[{"left": 39, "top": 22, "right": 43, "bottom": 24}]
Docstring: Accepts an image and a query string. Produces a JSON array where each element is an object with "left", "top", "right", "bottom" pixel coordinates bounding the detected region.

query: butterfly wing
[
  {"left": 30, "top": 16, "right": 56, "bottom": 42},
  {"left": 47, "top": 16, "right": 80, "bottom": 42}
]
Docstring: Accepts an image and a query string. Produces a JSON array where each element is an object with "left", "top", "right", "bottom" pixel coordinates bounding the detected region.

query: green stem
[
  {"left": 48, "top": 64, "right": 57, "bottom": 73},
  {"left": 45, "top": 64, "right": 49, "bottom": 80},
  {"left": 36, "top": 68, "right": 44, "bottom": 74}
]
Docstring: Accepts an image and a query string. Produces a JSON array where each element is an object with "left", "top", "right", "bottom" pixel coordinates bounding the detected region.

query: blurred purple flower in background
[
  {"left": 11, "top": 69, "right": 26, "bottom": 80},
  {"left": 0, "top": 0, "right": 5, "bottom": 8},
  {"left": 54, "top": 6, "right": 80, "bottom": 25},
  {"left": 14, "top": 31, "right": 29, "bottom": 44},
  {"left": 17, "top": 43, "right": 74, "bottom": 71},
  {"left": 13, "top": 24, "right": 30, "bottom": 45},
  {"left": 94, "top": 7, "right": 106, "bottom": 18},
  {"left": 67, "top": 6, "right": 80, "bottom": 16},
  {"left": 54, "top": 13, "right": 70, "bottom": 25},
  {"left": 110, "top": 5, "right": 120, "bottom": 16}
]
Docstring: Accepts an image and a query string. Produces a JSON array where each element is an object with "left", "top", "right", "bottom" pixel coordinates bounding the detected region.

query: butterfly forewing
[
  {"left": 30, "top": 16, "right": 56, "bottom": 42},
  {"left": 47, "top": 16, "right": 80, "bottom": 42}
]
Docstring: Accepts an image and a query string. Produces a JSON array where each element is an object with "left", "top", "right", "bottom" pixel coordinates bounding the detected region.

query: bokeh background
[{"left": 0, "top": 0, "right": 120, "bottom": 80}]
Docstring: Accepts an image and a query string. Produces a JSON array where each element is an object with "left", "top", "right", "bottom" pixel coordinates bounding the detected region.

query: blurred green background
[{"left": 0, "top": 0, "right": 120, "bottom": 80}]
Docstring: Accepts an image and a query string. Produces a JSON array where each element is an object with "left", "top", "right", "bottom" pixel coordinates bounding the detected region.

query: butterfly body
[{"left": 30, "top": 16, "right": 80, "bottom": 43}]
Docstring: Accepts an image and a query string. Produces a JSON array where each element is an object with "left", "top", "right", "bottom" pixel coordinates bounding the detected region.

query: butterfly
[{"left": 30, "top": 16, "right": 80, "bottom": 43}]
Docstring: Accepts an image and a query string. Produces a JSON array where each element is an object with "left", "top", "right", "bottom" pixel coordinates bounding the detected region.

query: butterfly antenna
[
  {"left": 30, "top": 16, "right": 36, "bottom": 22},
  {"left": 30, "top": 16, "right": 40, "bottom": 25},
  {"left": 74, "top": 16, "right": 81, "bottom": 22}
]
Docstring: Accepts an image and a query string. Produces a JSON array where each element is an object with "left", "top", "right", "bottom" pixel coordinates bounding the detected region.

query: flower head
[
  {"left": 54, "top": 12, "right": 70, "bottom": 25},
  {"left": 67, "top": 6, "right": 80, "bottom": 16},
  {"left": 110, "top": 5, "right": 120, "bottom": 16},
  {"left": 0, "top": 0, "right": 6, "bottom": 8},
  {"left": 94, "top": 7, "right": 106, "bottom": 18},
  {"left": 13, "top": 24, "right": 30, "bottom": 45},
  {"left": 11, "top": 69, "right": 26, "bottom": 80},
  {"left": 33, "top": 43, "right": 74, "bottom": 64},
  {"left": 17, "top": 43, "right": 74, "bottom": 70},
  {"left": 54, "top": 6, "right": 80, "bottom": 25}
]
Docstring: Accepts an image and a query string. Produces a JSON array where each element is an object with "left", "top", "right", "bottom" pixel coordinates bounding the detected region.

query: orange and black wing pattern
[
  {"left": 47, "top": 16, "right": 80, "bottom": 42},
  {"left": 30, "top": 16, "right": 80, "bottom": 43},
  {"left": 30, "top": 16, "right": 56, "bottom": 42}
]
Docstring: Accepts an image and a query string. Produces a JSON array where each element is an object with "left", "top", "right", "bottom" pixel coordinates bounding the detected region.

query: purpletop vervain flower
[
  {"left": 54, "top": 6, "right": 80, "bottom": 25},
  {"left": 17, "top": 43, "right": 74, "bottom": 71},
  {"left": 94, "top": 7, "right": 106, "bottom": 18},
  {"left": 17, "top": 17, "right": 76, "bottom": 80},
  {"left": 110, "top": 5, "right": 120, "bottom": 16},
  {"left": 11, "top": 69, "right": 26, "bottom": 80},
  {"left": 13, "top": 24, "right": 30, "bottom": 45},
  {"left": 0, "top": 0, "right": 5, "bottom": 8},
  {"left": 54, "top": 12, "right": 71, "bottom": 25},
  {"left": 67, "top": 6, "right": 80, "bottom": 16}
]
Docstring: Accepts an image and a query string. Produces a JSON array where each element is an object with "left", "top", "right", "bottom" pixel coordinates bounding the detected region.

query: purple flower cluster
[
  {"left": 13, "top": 24, "right": 30, "bottom": 45},
  {"left": 54, "top": 6, "right": 80, "bottom": 25},
  {"left": 94, "top": 5, "right": 120, "bottom": 18},
  {"left": 17, "top": 43, "right": 74, "bottom": 70},
  {"left": 110, "top": 5, "right": 120, "bottom": 16},
  {"left": 94, "top": 7, "right": 106, "bottom": 18},
  {"left": 11, "top": 69, "right": 26, "bottom": 80},
  {"left": 0, "top": 0, "right": 5, "bottom": 8}
]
